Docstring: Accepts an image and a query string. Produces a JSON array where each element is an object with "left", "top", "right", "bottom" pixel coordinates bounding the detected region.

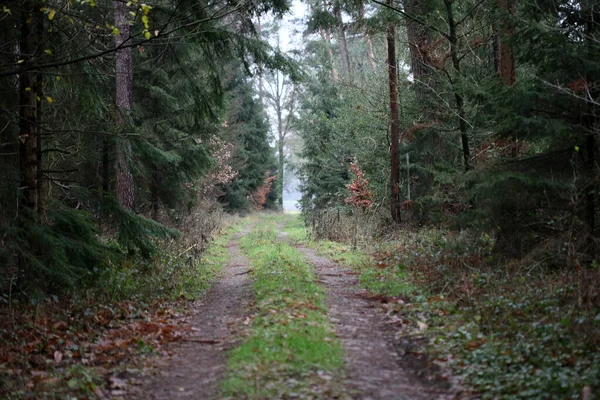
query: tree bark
[
  {"left": 102, "top": 138, "right": 110, "bottom": 193},
  {"left": 445, "top": 0, "right": 470, "bottom": 170},
  {"left": 387, "top": 0, "right": 401, "bottom": 223},
  {"left": 319, "top": 27, "right": 339, "bottom": 82},
  {"left": 19, "top": 0, "right": 41, "bottom": 213},
  {"left": 276, "top": 76, "right": 285, "bottom": 209},
  {"left": 357, "top": 0, "right": 377, "bottom": 72},
  {"left": 115, "top": 0, "right": 135, "bottom": 210},
  {"left": 492, "top": 21, "right": 501, "bottom": 74},
  {"left": 498, "top": 0, "right": 515, "bottom": 85},
  {"left": 404, "top": 0, "right": 433, "bottom": 113},
  {"left": 334, "top": 0, "right": 351, "bottom": 76},
  {"left": 257, "top": 17, "right": 264, "bottom": 101},
  {"left": 151, "top": 164, "right": 159, "bottom": 220}
]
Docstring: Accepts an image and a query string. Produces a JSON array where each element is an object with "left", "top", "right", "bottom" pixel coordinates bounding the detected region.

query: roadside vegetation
[
  {"left": 221, "top": 216, "right": 346, "bottom": 399},
  {"left": 288, "top": 212, "right": 599, "bottom": 399},
  {"left": 0, "top": 216, "right": 246, "bottom": 399}
]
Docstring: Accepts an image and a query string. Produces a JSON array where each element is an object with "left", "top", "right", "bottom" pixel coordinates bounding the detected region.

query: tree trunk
[
  {"left": 584, "top": 19, "right": 598, "bottom": 237},
  {"left": 278, "top": 132, "right": 284, "bottom": 209},
  {"left": 364, "top": 33, "right": 377, "bottom": 72},
  {"left": 404, "top": 0, "right": 433, "bottom": 114},
  {"left": 357, "top": 0, "right": 376, "bottom": 72},
  {"left": 36, "top": 71, "right": 43, "bottom": 211},
  {"left": 445, "top": 0, "right": 470, "bottom": 170},
  {"left": 387, "top": 0, "right": 401, "bottom": 223},
  {"left": 498, "top": 0, "right": 515, "bottom": 85},
  {"left": 19, "top": 0, "right": 41, "bottom": 213},
  {"left": 334, "top": 0, "right": 351, "bottom": 76},
  {"left": 115, "top": 0, "right": 135, "bottom": 210},
  {"left": 319, "top": 27, "right": 339, "bottom": 82},
  {"left": 151, "top": 164, "right": 159, "bottom": 220},
  {"left": 102, "top": 138, "right": 110, "bottom": 193},
  {"left": 257, "top": 17, "right": 264, "bottom": 101},
  {"left": 492, "top": 22, "right": 501, "bottom": 74},
  {"left": 276, "top": 90, "right": 285, "bottom": 209}
]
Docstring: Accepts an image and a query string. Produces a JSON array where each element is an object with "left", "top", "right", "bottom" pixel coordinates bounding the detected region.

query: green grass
[
  {"left": 220, "top": 217, "right": 346, "bottom": 399},
  {"left": 279, "top": 214, "right": 415, "bottom": 297},
  {"left": 188, "top": 219, "right": 247, "bottom": 296},
  {"left": 287, "top": 214, "right": 600, "bottom": 399},
  {"left": 99, "top": 217, "right": 250, "bottom": 301}
]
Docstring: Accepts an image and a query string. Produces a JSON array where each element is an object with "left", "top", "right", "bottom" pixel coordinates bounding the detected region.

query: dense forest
[
  {"left": 0, "top": 0, "right": 599, "bottom": 397},
  {"left": 0, "top": 0, "right": 290, "bottom": 294}
]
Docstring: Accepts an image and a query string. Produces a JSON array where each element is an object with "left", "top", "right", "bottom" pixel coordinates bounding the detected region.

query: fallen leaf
[
  {"left": 53, "top": 351, "right": 62, "bottom": 364},
  {"left": 108, "top": 376, "right": 127, "bottom": 390}
]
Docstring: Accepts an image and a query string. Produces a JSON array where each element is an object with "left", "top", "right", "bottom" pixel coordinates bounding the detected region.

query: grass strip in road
[
  {"left": 281, "top": 214, "right": 600, "bottom": 399},
  {"left": 220, "top": 218, "right": 346, "bottom": 399},
  {"left": 280, "top": 214, "right": 414, "bottom": 297}
]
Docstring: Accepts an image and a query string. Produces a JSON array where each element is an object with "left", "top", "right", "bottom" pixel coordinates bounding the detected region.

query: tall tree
[
  {"left": 387, "top": 0, "right": 401, "bottom": 222},
  {"left": 498, "top": 0, "right": 515, "bottom": 86},
  {"left": 114, "top": 0, "right": 135, "bottom": 209},
  {"left": 333, "top": 0, "right": 351, "bottom": 75},
  {"left": 265, "top": 68, "right": 297, "bottom": 209},
  {"left": 404, "top": 0, "right": 434, "bottom": 113},
  {"left": 18, "top": 0, "right": 43, "bottom": 213},
  {"left": 356, "top": 0, "right": 377, "bottom": 72}
]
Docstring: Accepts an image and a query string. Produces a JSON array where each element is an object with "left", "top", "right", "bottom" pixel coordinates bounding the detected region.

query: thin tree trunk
[
  {"left": 278, "top": 131, "right": 284, "bottom": 209},
  {"left": 357, "top": 0, "right": 376, "bottom": 72},
  {"left": 492, "top": 22, "right": 501, "bottom": 73},
  {"left": 584, "top": 19, "right": 597, "bottom": 237},
  {"left": 445, "top": 0, "right": 470, "bottom": 170},
  {"left": 364, "top": 33, "right": 377, "bottom": 72},
  {"left": 102, "top": 139, "right": 110, "bottom": 193},
  {"left": 257, "top": 17, "right": 264, "bottom": 101},
  {"left": 35, "top": 58, "right": 43, "bottom": 213},
  {"left": 498, "top": 0, "right": 515, "bottom": 85},
  {"left": 387, "top": 0, "right": 401, "bottom": 223},
  {"left": 334, "top": 0, "right": 351, "bottom": 76},
  {"left": 319, "top": 27, "right": 339, "bottom": 82},
  {"left": 276, "top": 84, "right": 284, "bottom": 209},
  {"left": 151, "top": 164, "right": 159, "bottom": 220},
  {"left": 405, "top": 0, "right": 433, "bottom": 113},
  {"left": 115, "top": 0, "right": 135, "bottom": 210},
  {"left": 19, "top": 0, "right": 41, "bottom": 213}
]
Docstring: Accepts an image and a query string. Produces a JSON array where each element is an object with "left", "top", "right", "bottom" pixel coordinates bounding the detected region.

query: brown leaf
[{"left": 108, "top": 376, "right": 128, "bottom": 390}]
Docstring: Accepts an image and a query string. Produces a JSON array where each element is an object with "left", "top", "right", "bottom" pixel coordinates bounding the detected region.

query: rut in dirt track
[
  {"left": 133, "top": 228, "right": 253, "bottom": 400},
  {"left": 295, "top": 245, "right": 455, "bottom": 400}
]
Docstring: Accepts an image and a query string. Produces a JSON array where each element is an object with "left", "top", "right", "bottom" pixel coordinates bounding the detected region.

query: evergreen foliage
[
  {"left": 296, "top": 0, "right": 599, "bottom": 259},
  {"left": 220, "top": 64, "right": 279, "bottom": 211},
  {"left": 0, "top": 0, "right": 294, "bottom": 295}
]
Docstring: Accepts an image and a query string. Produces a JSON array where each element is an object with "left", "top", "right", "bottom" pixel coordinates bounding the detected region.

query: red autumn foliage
[
  {"left": 401, "top": 122, "right": 435, "bottom": 144},
  {"left": 470, "top": 37, "right": 486, "bottom": 48},
  {"left": 199, "top": 137, "right": 238, "bottom": 197},
  {"left": 0, "top": 298, "right": 193, "bottom": 397},
  {"left": 345, "top": 161, "right": 374, "bottom": 210},
  {"left": 250, "top": 172, "right": 277, "bottom": 210},
  {"left": 568, "top": 79, "right": 588, "bottom": 93},
  {"left": 474, "top": 138, "right": 526, "bottom": 164},
  {"left": 401, "top": 200, "right": 414, "bottom": 211}
]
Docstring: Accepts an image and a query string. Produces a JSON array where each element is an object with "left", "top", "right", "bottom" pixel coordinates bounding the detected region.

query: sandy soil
[{"left": 132, "top": 228, "right": 252, "bottom": 400}]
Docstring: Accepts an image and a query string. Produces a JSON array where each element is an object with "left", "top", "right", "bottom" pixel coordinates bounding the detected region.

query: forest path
[
  {"left": 134, "top": 215, "right": 453, "bottom": 400},
  {"left": 132, "top": 223, "right": 254, "bottom": 400},
  {"left": 276, "top": 216, "right": 453, "bottom": 400}
]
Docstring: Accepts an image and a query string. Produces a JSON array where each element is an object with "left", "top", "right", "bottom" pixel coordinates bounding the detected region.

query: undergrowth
[
  {"left": 0, "top": 215, "right": 245, "bottom": 399},
  {"left": 291, "top": 213, "right": 600, "bottom": 399},
  {"left": 221, "top": 216, "right": 346, "bottom": 399}
]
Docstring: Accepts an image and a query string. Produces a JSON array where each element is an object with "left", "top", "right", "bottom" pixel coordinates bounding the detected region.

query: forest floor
[
  {"left": 3, "top": 213, "right": 596, "bottom": 399},
  {"left": 131, "top": 213, "right": 459, "bottom": 400}
]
